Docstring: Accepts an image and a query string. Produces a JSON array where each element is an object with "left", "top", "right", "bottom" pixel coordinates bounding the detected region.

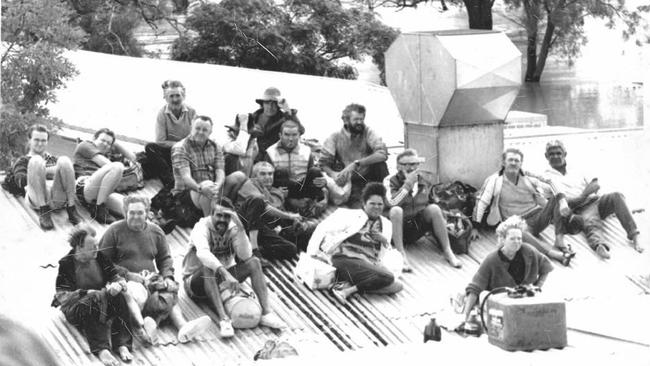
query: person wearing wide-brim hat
[{"left": 248, "top": 87, "right": 304, "bottom": 161}]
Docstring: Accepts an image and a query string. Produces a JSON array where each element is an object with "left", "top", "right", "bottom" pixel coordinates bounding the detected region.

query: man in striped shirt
[{"left": 385, "top": 149, "right": 461, "bottom": 269}]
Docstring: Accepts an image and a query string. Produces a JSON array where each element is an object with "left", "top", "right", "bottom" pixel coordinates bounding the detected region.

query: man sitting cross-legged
[
  {"left": 99, "top": 195, "right": 211, "bottom": 343},
  {"left": 385, "top": 149, "right": 462, "bottom": 270},
  {"left": 182, "top": 199, "right": 286, "bottom": 337},
  {"left": 236, "top": 162, "right": 306, "bottom": 263},
  {"left": 6, "top": 124, "right": 82, "bottom": 229}
]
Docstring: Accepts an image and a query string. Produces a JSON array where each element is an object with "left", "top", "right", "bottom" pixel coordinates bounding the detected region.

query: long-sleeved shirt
[
  {"left": 182, "top": 217, "right": 253, "bottom": 278},
  {"left": 466, "top": 243, "right": 553, "bottom": 296},
  {"left": 384, "top": 170, "right": 436, "bottom": 219},
  {"left": 99, "top": 220, "right": 174, "bottom": 279},
  {"left": 155, "top": 104, "right": 196, "bottom": 146},
  {"left": 7, "top": 152, "right": 58, "bottom": 194}
]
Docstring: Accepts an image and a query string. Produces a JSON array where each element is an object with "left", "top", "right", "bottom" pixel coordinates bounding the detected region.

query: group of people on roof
[{"left": 3, "top": 80, "right": 644, "bottom": 365}]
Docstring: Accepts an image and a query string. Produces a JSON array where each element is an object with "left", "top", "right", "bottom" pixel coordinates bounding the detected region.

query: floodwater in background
[{"left": 512, "top": 81, "right": 644, "bottom": 129}]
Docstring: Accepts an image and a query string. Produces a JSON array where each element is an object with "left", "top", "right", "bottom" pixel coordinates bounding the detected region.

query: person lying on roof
[
  {"left": 182, "top": 198, "right": 286, "bottom": 338},
  {"left": 307, "top": 182, "right": 402, "bottom": 304},
  {"left": 3, "top": 124, "right": 82, "bottom": 230},
  {"left": 541, "top": 139, "right": 644, "bottom": 259}
]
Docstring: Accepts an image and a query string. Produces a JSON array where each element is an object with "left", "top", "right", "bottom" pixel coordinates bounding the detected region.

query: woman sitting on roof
[
  {"left": 307, "top": 182, "right": 403, "bottom": 303},
  {"left": 461, "top": 216, "right": 554, "bottom": 322}
]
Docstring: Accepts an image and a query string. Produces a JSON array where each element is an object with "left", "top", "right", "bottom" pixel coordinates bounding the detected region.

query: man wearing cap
[
  {"left": 471, "top": 148, "right": 576, "bottom": 266},
  {"left": 249, "top": 86, "right": 303, "bottom": 159},
  {"left": 385, "top": 149, "right": 462, "bottom": 269},
  {"left": 145, "top": 80, "right": 196, "bottom": 188},
  {"left": 542, "top": 140, "right": 643, "bottom": 258},
  {"left": 320, "top": 103, "right": 389, "bottom": 208},
  {"left": 171, "top": 116, "right": 246, "bottom": 223},
  {"left": 182, "top": 199, "right": 286, "bottom": 337}
]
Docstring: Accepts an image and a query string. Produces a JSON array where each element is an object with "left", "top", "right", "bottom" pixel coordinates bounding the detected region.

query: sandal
[
  {"left": 561, "top": 252, "right": 574, "bottom": 267},
  {"left": 330, "top": 282, "right": 351, "bottom": 304},
  {"left": 558, "top": 243, "right": 575, "bottom": 257}
]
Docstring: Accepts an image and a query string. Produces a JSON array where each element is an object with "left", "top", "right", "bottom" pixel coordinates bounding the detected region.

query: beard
[{"left": 345, "top": 123, "right": 365, "bottom": 135}]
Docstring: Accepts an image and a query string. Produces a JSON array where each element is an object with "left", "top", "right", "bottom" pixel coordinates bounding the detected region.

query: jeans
[
  {"left": 331, "top": 254, "right": 394, "bottom": 292},
  {"left": 63, "top": 291, "right": 132, "bottom": 355},
  {"left": 274, "top": 167, "right": 324, "bottom": 200},
  {"left": 577, "top": 192, "right": 638, "bottom": 250},
  {"left": 519, "top": 194, "right": 566, "bottom": 256},
  {"left": 237, "top": 196, "right": 298, "bottom": 260}
]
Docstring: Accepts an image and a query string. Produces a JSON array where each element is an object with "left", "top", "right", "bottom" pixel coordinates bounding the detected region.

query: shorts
[
  {"left": 183, "top": 261, "right": 252, "bottom": 299},
  {"left": 403, "top": 210, "right": 428, "bottom": 245},
  {"left": 173, "top": 189, "right": 203, "bottom": 218}
]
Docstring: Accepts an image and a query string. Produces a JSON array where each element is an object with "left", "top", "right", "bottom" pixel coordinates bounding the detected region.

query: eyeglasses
[{"left": 398, "top": 162, "right": 420, "bottom": 168}]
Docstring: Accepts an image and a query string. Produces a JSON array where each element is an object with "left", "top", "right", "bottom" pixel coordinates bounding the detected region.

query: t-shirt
[
  {"left": 73, "top": 141, "right": 103, "bottom": 177},
  {"left": 99, "top": 220, "right": 174, "bottom": 279},
  {"left": 499, "top": 177, "right": 539, "bottom": 219},
  {"left": 337, "top": 218, "right": 383, "bottom": 263},
  {"left": 74, "top": 258, "right": 105, "bottom": 290}
]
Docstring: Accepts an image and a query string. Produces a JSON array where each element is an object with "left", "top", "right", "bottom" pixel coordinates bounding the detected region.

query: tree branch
[{"left": 107, "top": 2, "right": 129, "bottom": 54}]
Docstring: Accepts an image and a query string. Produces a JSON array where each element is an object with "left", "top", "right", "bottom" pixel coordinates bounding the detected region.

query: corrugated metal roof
[{"left": 1, "top": 130, "right": 649, "bottom": 365}]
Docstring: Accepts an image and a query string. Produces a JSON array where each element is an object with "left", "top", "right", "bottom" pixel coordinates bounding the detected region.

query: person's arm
[
  {"left": 171, "top": 144, "right": 201, "bottom": 192},
  {"left": 53, "top": 258, "right": 78, "bottom": 306},
  {"left": 98, "top": 226, "right": 116, "bottom": 262},
  {"left": 535, "top": 251, "right": 554, "bottom": 288},
  {"left": 462, "top": 292, "right": 479, "bottom": 320},
  {"left": 153, "top": 228, "right": 174, "bottom": 279},
  {"left": 264, "top": 203, "right": 301, "bottom": 221},
  {"left": 155, "top": 110, "right": 176, "bottom": 147},
  {"left": 231, "top": 224, "right": 253, "bottom": 261},
  {"left": 386, "top": 173, "right": 418, "bottom": 207},
  {"left": 10, "top": 156, "right": 30, "bottom": 189},
  {"left": 318, "top": 135, "right": 337, "bottom": 177},
  {"left": 213, "top": 145, "right": 226, "bottom": 192},
  {"left": 358, "top": 129, "right": 388, "bottom": 167},
  {"left": 111, "top": 141, "right": 137, "bottom": 162},
  {"left": 190, "top": 219, "right": 224, "bottom": 271},
  {"left": 223, "top": 130, "right": 250, "bottom": 156}
]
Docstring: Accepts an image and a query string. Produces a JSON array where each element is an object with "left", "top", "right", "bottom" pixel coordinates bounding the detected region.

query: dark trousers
[
  {"left": 63, "top": 291, "right": 132, "bottom": 355},
  {"left": 144, "top": 143, "right": 174, "bottom": 187},
  {"left": 331, "top": 254, "right": 394, "bottom": 292},
  {"left": 274, "top": 167, "right": 324, "bottom": 200},
  {"left": 577, "top": 192, "right": 639, "bottom": 250},
  {"left": 347, "top": 162, "right": 389, "bottom": 208},
  {"left": 520, "top": 194, "right": 566, "bottom": 256},
  {"left": 237, "top": 196, "right": 297, "bottom": 260}
]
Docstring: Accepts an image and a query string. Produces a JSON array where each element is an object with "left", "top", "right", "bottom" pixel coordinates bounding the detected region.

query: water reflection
[{"left": 512, "top": 81, "right": 644, "bottom": 129}]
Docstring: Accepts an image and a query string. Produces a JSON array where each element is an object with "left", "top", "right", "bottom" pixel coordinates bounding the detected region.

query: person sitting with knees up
[
  {"left": 307, "top": 182, "right": 402, "bottom": 304},
  {"left": 52, "top": 225, "right": 133, "bottom": 366},
  {"left": 385, "top": 149, "right": 462, "bottom": 270},
  {"left": 72, "top": 128, "right": 134, "bottom": 224},
  {"left": 99, "top": 195, "right": 211, "bottom": 344},
  {"left": 5, "top": 124, "right": 82, "bottom": 230},
  {"left": 182, "top": 198, "right": 286, "bottom": 338},
  {"left": 461, "top": 216, "right": 553, "bottom": 325}
]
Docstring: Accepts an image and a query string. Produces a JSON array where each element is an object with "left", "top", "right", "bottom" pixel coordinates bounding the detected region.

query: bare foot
[
  {"left": 97, "top": 349, "right": 119, "bottom": 366},
  {"left": 402, "top": 257, "right": 413, "bottom": 273},
  {"left": 178, "top": 316, "right": 212, "bottom": 343},
  {"left": 117, "top": 346, "right": 133, "bottom": 363},
  {"left": 558, "top": 198, "right": 571, "bottom": 217},
  {"left": 632, "top": 234, "right": 645, "bottom": 253},
  {"left": 444, "top": 250, "right": 462, "bottom": 268}
]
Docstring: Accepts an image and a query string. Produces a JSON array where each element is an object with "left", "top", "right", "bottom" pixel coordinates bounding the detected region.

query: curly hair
[
  {"left": 123, "top": 195, "right": 151, "bottom": 216},
  {"left": 341, "top": 103, "right": 366, "bottom": 123},
  {"left": 361, "top": 182, "right": 386, "bottom": 204},
  {"left": 495, "top": 216, "right": 527, "bottom": 241},
  {"left": 68, "top": 225, "right": 97, "bottom": 249}
]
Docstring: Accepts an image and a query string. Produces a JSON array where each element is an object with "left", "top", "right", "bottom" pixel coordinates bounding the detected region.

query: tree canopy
[
  {"left": 1, "top": 0, "right": 85, "bottom": 169},
  {"left": 171, "top": 0, "right": 399, "bottom": 82}
]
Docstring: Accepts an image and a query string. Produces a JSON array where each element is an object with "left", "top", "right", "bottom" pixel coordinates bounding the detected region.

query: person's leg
[
  {"left": 222, "top": 171, "right": 247, "bottom": 202},
  {"left": 421, "top": 204, "right": 461, "bottom": 268},
  {"left": 169, "top": 300, "right": 212, "bottom": 343},
  {"left": 301, "top": 167, "right": 325, "bottom": 200},
  {"left": 63, "top": 293, "right": 113, "bottom": 358},
  {"left": 362, "top": 162, "right": 389, "bottom": 183},
  {"left": 190, "top": 190, "right": 213, "bottom": 217},
  {"left": 83, "top": 162, "right": 124, "bottom": 205},
  {"left": 26, "top": 156, "right": 54, "bottom": 230},
  {"left": 258, "top": 225, "right": 298, "bottom": 260},
  {"left": 50, "top": 157, "right": 82, "bottom": 224},
  {"left": 389, "top": 206, "right": 412, "bottom": 272},
  {"left": 144, "top": 143, "right": 174, "bottom": 187},
  {"left": 184, "top": 268, "right": 234, "bottom": 337},
  {"left": 237, "top": 196, "right": 297, "bottom": 260},
  {"left": 331, "top": 255, "right": 395, "bottom": 293},
  {"left": 580, "top": 202, "right": 611, "bottom": 258},
  {"left": 107, "top": 294, "right": 133, "bottom": 362},
  {"left": 597, "top": 192, "right": 642, "bottom": 252}
]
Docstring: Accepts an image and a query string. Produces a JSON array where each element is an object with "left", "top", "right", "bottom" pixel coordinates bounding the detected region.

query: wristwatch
[
  {"left": 354, "top": 160, "right": 360, "bottom": 168},
  {"left": 197, "top": 185, "right": 203, "bottom": 195}
]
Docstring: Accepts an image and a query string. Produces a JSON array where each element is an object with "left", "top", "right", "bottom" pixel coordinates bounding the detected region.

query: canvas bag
[
  {"left": 294, "top": 252, "right": 336, "bottom": 290},
  {"left": 220, "top": 287, "right": 262, "bottom": 329},
  {"left": 108, "top": 153, "right": 145, "bottom": 193}
]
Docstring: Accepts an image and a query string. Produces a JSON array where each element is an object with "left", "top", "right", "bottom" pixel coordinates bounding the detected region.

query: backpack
[{"left": 430, "top": 181, "right": 477, "bottom": 218}]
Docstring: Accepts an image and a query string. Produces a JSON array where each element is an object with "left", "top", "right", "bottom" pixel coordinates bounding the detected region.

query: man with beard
[
  {"left": 319, "top": 103, "right": 389, "bottom": 207},
  {"left": 236, "top": 162, "right": 304, "bottom": 262},
  {"left": 542, "top": 140, "right": 643, "bottom": 258},
  {"left": 171, "top": 116, "right": 246, "bottom": 222},
  {"left": 99, "top": 195, "right": 211, "bottom": 343},
  {"left": 145, "top": 80, "right": 196, "bottom": 188},
  {"left": 182, "top": 199, "right": 286, "bottom": 337},
  {"left": 5, "top": 124, "right": 82, "bottom": 229}
]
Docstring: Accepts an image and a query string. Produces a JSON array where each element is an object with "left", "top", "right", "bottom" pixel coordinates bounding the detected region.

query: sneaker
[
  {"left": 259, "top": 313, "right": 285, "bottom": 330},
  {"left": 66, "top": 205, "right": 82, "bottom": 225},
  {"left": 92, "top": 203, "right": 116, "bottom": 225},
  {"left": 219, "top": 319, "right": 235, "bottom": 338},
  {"left": 38, "top": 206, "right": 54, "bottom": 230},
  {"left": 177, "top": 316, "right": 212, "bottom": 343},
  {"left": 595, "top": 244, "right": 611, "bottom": 259},
  {"left": 133, "top": 326, "right": 153, "bottom": 345}
]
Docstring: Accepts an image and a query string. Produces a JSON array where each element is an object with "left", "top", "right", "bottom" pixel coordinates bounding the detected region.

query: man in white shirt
[
  {"left": 542, "top": 140, "right": 643, "bottom": 258},
  {"left": 182, "top": 198, "right": 286, "bottom": 337}
]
